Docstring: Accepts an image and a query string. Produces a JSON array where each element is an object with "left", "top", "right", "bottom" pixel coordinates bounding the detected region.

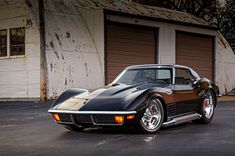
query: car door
[{"left": 173, "top": 68, "right": 201, "bottom": 115}]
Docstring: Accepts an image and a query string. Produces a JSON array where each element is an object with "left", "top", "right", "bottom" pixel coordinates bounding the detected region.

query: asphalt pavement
[{"left": 0, "top": 100, "right": 235, "bottom": 156}]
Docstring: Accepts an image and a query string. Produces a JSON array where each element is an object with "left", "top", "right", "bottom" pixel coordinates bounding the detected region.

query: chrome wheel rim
[
  {"left": 203, "top": 92, "right": 214, "bottom": 119},
  {"left": 141, "top": 99, "right": 162, "bottom": 130}
]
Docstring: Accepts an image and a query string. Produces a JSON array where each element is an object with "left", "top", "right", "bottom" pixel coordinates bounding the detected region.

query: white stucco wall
[
  {"left": 0, "top": 0, "right": 40, "bottom": 98},
  {"left": 216, "top": 32, "right": 235, "bottom": 94},
  {"left": 158, "top": 26, "right": 176, "bottom": 64},
  {"left": 109, "top": 15, "right": 235, "bottom": 94},
  {"left": 43, "top": 0, "right": 104, "bottom": 98}
]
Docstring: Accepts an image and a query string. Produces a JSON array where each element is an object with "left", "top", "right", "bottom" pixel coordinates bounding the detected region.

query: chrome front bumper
[{"left": 48, "top": 109, "right": 137, "bottom": 126}]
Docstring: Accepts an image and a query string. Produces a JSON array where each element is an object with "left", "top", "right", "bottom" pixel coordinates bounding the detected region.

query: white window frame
[
  {"left": 0, "top": 27, "right": 25, "bottom": 59},
  {"left": 0, "top": 29, "right": 8, "bottom": 59}
]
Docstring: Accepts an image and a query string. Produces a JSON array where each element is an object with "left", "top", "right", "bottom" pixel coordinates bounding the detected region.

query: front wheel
[
  {"left": 138, "top": 98, "right": 164, "bottom": 133},
  {"left": 194, "top": 90, "right": 215, "bottom": 124}
]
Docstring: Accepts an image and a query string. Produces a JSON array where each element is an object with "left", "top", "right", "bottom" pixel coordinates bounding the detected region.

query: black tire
[
  {"left": 193, "top": 90, "right": 215, "bottom": 124},
  {"left": 137, "top": 98, "right": 164, "bottom": 133},
  {"left": 64, "top": 125, "right": 84, "bottom": 132}
]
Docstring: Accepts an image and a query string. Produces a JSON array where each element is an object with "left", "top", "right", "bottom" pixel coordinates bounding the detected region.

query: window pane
[
  {"left": 175, "top": 68, "right": 191, "bottom": 85},
  {"left": 117, "top": 70, "right": 138, "bottom": 84},
  {"left": 156, "top": 69, "right": 171, "bottom": 79},
  {"left": 0, "top": 29, "right": 7, "bottom": 57},
  {"left": 115, "top": 68, "right": 172, "bottom": 85},
  {"left": 10, "top": 27, "right": 25, "bottom": 56}
]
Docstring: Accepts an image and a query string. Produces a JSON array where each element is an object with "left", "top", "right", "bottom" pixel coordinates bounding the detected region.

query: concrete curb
[{"left": 218, "top": 96, "right": 235, "bottom": 102}]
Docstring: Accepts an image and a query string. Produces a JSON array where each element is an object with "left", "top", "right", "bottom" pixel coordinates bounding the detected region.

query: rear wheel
[
  {"left": 64, "top": 125, "right": 84, "bottom": 132},
  {"left": 138, "top": 98, "right": 164, "bottom": 133},
  {"left": 194, "top": 90, "right": 215, "bottom": 124}
]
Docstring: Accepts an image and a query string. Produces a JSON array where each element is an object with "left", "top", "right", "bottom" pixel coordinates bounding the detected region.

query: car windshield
[{"left": 113, "top": 68, "right": 172, "bottom": 85}]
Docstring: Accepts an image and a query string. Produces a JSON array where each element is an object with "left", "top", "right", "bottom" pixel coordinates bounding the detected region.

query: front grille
[
  {"left": 73, "top": 114, "right": 116, "bottom": 125},
  {"left": 73, "top": 114, "right": 92, "bottom": 124},
  {"left": 58, "top": 114, "right": 72, "bottom": 122},
  {"left": 93, "top": 114, "right": 115, "bottom": 124}
]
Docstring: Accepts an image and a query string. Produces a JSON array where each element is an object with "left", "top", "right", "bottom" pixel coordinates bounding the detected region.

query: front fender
[
  {"left": 123, "top": 87, "right": 173, "bottom": 122},
  {"left": 125, "top": 87, "right": 174, "bottom": 112},
  {"left": 50, "top": 88, "right": 88, "bottom": 109}
]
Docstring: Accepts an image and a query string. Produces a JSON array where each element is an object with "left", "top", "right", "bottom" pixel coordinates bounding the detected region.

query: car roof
[{"left": 125, "top": 64, "right": 191, "bottom": 70}]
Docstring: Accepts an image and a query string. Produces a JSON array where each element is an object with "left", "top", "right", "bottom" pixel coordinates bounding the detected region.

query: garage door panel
[
  {"left": 177, "top": 55, "right": 212, "bottom": 60},
  {"left": 178, "top": 36, "right": 212, "bottom": 41},
  {"left": 108, "top": 25, "right": 154, "bottom": 35},
  {"left": 108, "top": 32, "right": 154, "bottom": 41},
  {"left": 177, "top": 46, "right": 212, "bottom": 52},
  {"left": 179, "top": 60, "right": 212, "bottom": 69},
  {"left": 108, "top": 68, "right": 128, "bottom": 75},
  {"left": 107, "top": 42, "right": 155, "bottom": 52},
  {"left": 107, "top": 48, "right": 155, "bottom": 54},
  {"left": 196, "top": 72, "right": 211, "bottom": 78},
  {"left": 108, "top": 59, "right": 154, "bottom": 65},
  {"left": 108, "top": 50, "right": 155, "bottom": 56},
  {"left": 107, "top": 30, "right": 154, "bottom": 40},
  {"left": 108, "top": 70, "right": 126, "bottom": 75},
  {"left": 176, "top": 52, "right": 212, "bottom": 58},
  {"left": 178, "top": 34, "right": 212, "bottom": 41},
  {"left": 108, "top": 62, "right": 139, "bottom": 68},
  {"left": 107, "top": 38, "right": 155, "bottom": 46},
  {"left": 176, "top": 32, "right": 213, "bottom": 80},
  {"left": 107, "top": 51, "right": 154, "bottom": 58},
  {"left": 176, "top": 51, "right": 212, "bottom": 57},
  {"left": 179, "top": 64, "right": 213, "bottom": 70},
  {"left": 107, "top": 53, "right": 155, "bottom": 62},
  {"left": 177, "top": 38, "right": 212, "bottom": 45},
  {"left": 108, "top": 76, "right": 119, "bottom": 83},
  {"left": 107, "top": 60, "right": 152, "bottom": 67},
  {"left": 177, "top": 56, "right": 212, "bottom": 62},
  {"left": 177, "top": 38, "right": 212, "bottom": 48},
  {"left": 108, "top": 55, "right": 154, "bottom": 62},
  {"left": 177, "top": 45, "right": 212, "bottom": 51},
  {"left": 193, "top": 68, "right": 213, "bottom": 73},
  {"left": 106, "top": 23, "right": 156, "bottom": 84}
]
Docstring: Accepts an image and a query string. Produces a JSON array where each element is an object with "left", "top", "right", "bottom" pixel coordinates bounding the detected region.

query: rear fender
[
  {"left": 193, "top": 78, "right": 212, "bottom": 97},
  {"left": 192, "top": 78, "right": 219, "bottom": 106}
]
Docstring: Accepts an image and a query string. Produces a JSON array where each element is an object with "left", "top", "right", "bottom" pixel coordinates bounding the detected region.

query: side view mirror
[{"left": 192, "top": 79, "right": 198, "bottom": 86}]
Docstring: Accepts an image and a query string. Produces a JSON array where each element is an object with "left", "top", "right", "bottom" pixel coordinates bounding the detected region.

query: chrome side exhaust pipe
[{"left": 162, "top": 113, "right": 202, "bottom": 127}]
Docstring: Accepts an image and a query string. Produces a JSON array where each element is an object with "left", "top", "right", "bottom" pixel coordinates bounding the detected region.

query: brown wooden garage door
[
  {"left": 106, "top": 23, "right": 156, "bottom": 84},
  {"left": 176, "top": 32, "right": 214, "bottom": 80}
]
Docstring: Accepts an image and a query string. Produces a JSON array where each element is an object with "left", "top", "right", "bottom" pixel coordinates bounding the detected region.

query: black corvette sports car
[{"left": 48, "top": 64, "right": 219, "bottom": 133}]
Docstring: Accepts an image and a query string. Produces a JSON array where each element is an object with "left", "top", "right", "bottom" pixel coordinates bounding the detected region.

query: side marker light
[
  {"left": 53, "top": 113, "right": 61, "bottom": 122},
  {"left": 126, "top": 115, "right": 135, "bottom": 120}
]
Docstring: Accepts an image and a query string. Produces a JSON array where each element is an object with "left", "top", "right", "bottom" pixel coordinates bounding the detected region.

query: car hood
[{"left": 53, "top": 83, "right": 166, "bottom": 111}]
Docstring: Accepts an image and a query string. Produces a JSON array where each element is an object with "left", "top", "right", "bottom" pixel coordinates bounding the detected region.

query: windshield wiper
[{"left": 111, "top": 83, "right": 122, "bottom": 86}]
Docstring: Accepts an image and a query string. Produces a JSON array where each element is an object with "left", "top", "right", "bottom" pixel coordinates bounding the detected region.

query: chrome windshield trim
[{"left": 48, "top": 109, "right": 137, "bottom": 115}]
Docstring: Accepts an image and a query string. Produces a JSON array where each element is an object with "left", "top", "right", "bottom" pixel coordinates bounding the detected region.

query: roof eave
[{"left": 104, "top": 9, "right": 218, "bottom": 31}]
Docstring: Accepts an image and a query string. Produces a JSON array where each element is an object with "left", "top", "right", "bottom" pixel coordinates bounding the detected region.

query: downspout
[{"left": 39, "top": 0, "right": 47, "bottom": 102}]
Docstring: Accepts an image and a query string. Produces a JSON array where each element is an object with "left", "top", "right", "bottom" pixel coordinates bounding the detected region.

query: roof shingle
[{"left": 74, "top": 0, "right": 214, "bottom": 28}]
